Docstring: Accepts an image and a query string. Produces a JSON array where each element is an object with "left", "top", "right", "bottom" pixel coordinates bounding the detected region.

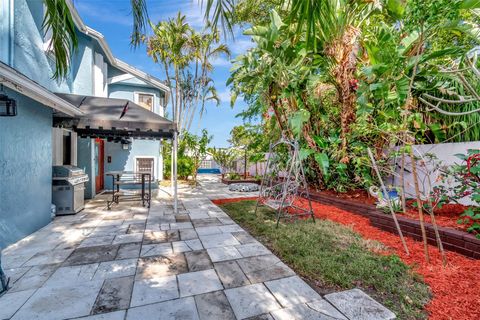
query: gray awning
[{"left": 53, "top": 93, "right": 175, "bottom": 139}]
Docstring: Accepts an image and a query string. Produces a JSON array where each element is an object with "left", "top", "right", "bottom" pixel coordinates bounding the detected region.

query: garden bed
[
  {"left": 214, "top": 198, "right": 480, "bottom": 320},
  {"left": 215, "top": 199, "right": 430, "bottom": 320},
  {"left": 221, "top": 178, "right": 261, "bottom": 185},
  {"left": 308, "top": 190, "right": 480, "bottom": 259}
]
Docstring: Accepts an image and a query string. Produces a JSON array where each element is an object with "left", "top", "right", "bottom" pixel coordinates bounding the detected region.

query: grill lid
[{"left": 53, "top": 165, "right": 87, "bottom": 178}]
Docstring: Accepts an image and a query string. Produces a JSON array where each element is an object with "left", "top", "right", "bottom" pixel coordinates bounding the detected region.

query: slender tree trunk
[{"left": 409, "top": 145, "right": 430, "bottom": 263}]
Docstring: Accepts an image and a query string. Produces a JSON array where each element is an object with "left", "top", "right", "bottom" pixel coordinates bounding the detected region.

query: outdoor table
[{"left": 106, "top": 171, "right": 152, "bottom": 209}]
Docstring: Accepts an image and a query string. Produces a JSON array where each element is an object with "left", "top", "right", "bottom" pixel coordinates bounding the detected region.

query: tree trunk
[{"left": 327, "top": 26, "right": 360, "bottom": 162}]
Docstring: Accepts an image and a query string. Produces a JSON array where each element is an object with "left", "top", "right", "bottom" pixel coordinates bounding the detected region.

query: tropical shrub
[
  {"left": 447, "top": 150, "right": 480, "bottom": 238},
  {"left": 228, "top": 1, "right": 480, "bottom": 192}
]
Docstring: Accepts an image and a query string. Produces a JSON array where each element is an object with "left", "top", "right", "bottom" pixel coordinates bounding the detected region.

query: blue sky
[{"left": 74, "top": 0, "right": 254, "bottom": 147}]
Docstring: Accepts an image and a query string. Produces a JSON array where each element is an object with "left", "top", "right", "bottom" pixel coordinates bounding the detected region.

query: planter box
[
  {"left": 308, "top": 189, "right": 480, "bottom": 259},
  {"left": 222, "top": 178, "right": 261, "bottom": 185}
]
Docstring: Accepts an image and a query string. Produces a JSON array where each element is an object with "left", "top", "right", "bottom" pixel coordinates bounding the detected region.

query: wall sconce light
[
  {"left": 0, "top": 85, "right": 17, "bottom": 117},
  {"left": 121, "top": 138, "right": 132, "bottom": 150}
]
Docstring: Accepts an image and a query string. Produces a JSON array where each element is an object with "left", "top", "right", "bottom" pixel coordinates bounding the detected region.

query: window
[
  {"left": 136, "top": 157, "right": 154, "bottom": 177},
  {"left": 137, "top": 93, "right": 154, "bottom": 111}
]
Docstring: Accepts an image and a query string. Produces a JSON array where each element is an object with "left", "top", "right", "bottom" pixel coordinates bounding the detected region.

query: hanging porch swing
[{"left": 255, "top": 138, "right": 315, "bottom": 227}]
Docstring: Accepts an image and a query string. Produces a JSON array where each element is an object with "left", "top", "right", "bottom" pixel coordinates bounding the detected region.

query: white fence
[{"left": 393, "top": 141, "right": 480, "bottom": 205}]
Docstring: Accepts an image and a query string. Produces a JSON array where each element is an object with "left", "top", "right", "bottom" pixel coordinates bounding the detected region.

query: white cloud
[
  {"left": 75, "top": 2, "right": 132, "bottom": 26},
  {"left": 211, "top": 56, "right": 232, "bottom": 67},
  {"left": 230, "top": 38, "right": 254, "bottom": 55},
  {"left": 217, "top": 90, "right": 233, "bottom": 104}
]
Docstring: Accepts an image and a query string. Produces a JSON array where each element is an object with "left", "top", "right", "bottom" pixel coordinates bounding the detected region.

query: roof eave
[{"left": 0, "top": 62, "right": 84, "bottom": 117}]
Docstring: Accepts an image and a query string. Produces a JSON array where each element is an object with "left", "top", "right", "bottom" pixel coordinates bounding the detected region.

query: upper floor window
[{"left": 136, "top": 93, "right": 154, "bottom": 111}]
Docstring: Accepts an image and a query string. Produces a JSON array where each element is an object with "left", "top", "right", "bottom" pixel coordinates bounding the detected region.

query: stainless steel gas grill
[{"left": 52, "top": 165, "right": 89, "bottom": 215}]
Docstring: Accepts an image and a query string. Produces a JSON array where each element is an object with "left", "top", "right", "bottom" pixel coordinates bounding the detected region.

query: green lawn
[{"left": 219, "top": 200, "right": 430, "bottom": 320}]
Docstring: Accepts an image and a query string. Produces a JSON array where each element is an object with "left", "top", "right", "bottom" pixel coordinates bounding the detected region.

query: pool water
[{"left": 197, "top": 168, "right": 221, "bottom": 174}]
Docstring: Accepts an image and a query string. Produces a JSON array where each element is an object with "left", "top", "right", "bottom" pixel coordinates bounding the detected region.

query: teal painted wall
[{"left": 0, "top": 88, "right": 53, "bottom": 249}]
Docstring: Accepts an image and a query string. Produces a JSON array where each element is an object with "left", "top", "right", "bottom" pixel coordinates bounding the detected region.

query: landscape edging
[{"left": 308, "top": 191, "right": 480, "bottom": 259}]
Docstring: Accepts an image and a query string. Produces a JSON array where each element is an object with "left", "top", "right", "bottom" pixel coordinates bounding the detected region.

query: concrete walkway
[{"left": 0, "top": 175, "right": 395, "bottom": 320}]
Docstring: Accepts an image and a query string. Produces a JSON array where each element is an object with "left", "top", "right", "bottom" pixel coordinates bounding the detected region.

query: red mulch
[
  {"left": 401, "top": 202, "right": 472, "bottom": 232},
  {"left": 215, "top": 197, "right": 480, "bottom": 320},
  {"left": 316, "top": 188, "right": 474, "bottom": 233}
]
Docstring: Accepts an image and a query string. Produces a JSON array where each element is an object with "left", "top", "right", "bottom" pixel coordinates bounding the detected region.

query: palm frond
[
  {"left": 130, "top": 0, "right": 149, "bottom": 47},
  {"left": 42, "top": 0, "right": 78, "bottom": 79},
  {"left": 202, "top": 0, "right": 237, "bottom": 39}
]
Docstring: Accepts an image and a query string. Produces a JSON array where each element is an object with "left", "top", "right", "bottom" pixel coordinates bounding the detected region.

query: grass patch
[{"left": 219, "top": 200, "right": 430, "bottom": 320}]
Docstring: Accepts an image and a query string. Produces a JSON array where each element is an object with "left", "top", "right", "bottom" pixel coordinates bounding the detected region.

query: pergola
[{"left": 53, "top": 93, "right": 179, "bottom": 212}]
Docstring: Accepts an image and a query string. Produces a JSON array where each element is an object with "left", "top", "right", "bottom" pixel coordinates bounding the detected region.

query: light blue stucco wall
[
  {"left": 77, "top": 138, "right": 96, "bottom": 199},
  {"left": 0, "top": 0, "right": 95, "bottom": 96},
  {"left": 109, "top": 84, "right": 163, "bottom": 115},
  {"left": 11, "top": 0, "right": 71, "bottom": 92},
  {"left": 0, "top": 88, "right": 53, "bottom": 249},
  {"left": 104, "top": 140, "right": 161, "bottom": 190},
  {"left": 107, "top": 84, "right": 164, "bottom": 189}
]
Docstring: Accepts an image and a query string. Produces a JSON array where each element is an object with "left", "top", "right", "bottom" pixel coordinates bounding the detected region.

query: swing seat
[{"left": 263, "top": 199, "right": 283, "bottom": 210}]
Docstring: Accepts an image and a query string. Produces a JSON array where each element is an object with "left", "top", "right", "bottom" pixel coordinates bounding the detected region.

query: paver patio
[{"left": 0, "top": 175, "right": 395, "bottom": 319}]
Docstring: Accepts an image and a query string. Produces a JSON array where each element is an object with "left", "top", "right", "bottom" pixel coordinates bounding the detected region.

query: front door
[{"left": 94, "top": 139, "right": 104, "bottom": 193}]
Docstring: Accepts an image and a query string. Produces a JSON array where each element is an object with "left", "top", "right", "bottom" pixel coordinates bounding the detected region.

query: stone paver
[
  {"left": 207, "top": 246, "right": 242, "bottom": 262},
  {"left": 23, "top": 249, "right": 74, "bottom": 267},
  {"left": 0, "top": 289, "right": 36, "bottom": 319},
  {"left": 135, "top": 254, "right": 188, "bottom": 279},
  {"left": 178, "top": 269, "right": 223, "bottom": 297},
  {"left": 265, "top": 276, "right": 322, "bottom": 307},
  {"left": 236, "top": 255, "right": 295, "bottom": 284},
  {"left": 224, "top": 283, "right": 282, "bottom": 319},
  {"left": 126, "top": 297, "right": 199, "bottom": 320},
  {"left": 130, "top": 275, "right": 178, "bottom": 307},
  {"left": 92, "top": 259, "right": 137, "bottom": 280},
  {"left": 11, "top": 280, "right": 103, "bottom": 320},
  {"left": 184, "top": 250, "right": 213, "bottom": 272},
  {"left": 195, "top": 291, "right": 236, "bottom": 320},
  {"left": 75, "top": 311, "right": 126, "bottom": 320},
  {"left": 0, "top": 175, "right": 395, "bottom": 320},
  {"left": 199, "top": 233, "right": 241, "bottom": 249},
  {"left": 116, "top": 243, "right": 141, "bottom": 260},
  {"left": 214, "top": 261, "right": 250, "bottom": 289},
  {"left": 235, "top": 243, "right": 271, "bottom": 258},
  {"left": 270, "top": 299, "right": 348, "bottom": 320},
  {"left": 325, "top": 289, "right": 396, "bottom": 320},
  {"left": 43, "top": 263, "right": 98, "bottom": 287},
  {"left": 140, "top": 243, "right": 173, "bottom": 257},
  {"left": 91, "top": 276, "right": 134, "bottom": 314},
  {"left": 63, "top": 245, "right": 119, "bottom": 266}
]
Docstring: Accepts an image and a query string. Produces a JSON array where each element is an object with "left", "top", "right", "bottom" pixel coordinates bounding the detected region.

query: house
[{"left": 0, "top": 0, "right": 173, "bottom": 248}]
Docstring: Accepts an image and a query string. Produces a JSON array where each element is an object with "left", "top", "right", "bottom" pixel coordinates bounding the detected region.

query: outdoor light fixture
[
  {"left": 0, "top": 85, "right": 17, "bottom": 117},
  {"left": 121, "top": 138, "right": 132, "bottom": 150}
]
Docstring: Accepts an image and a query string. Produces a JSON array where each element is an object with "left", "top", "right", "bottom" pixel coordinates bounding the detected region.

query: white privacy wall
[{"left": 393, "top": 141, "right": 480, "bottom": 205}]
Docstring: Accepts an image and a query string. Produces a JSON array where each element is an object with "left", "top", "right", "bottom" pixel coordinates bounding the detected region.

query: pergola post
[{"left": 173, "top": 130, "right": 178, "bottom": 214}]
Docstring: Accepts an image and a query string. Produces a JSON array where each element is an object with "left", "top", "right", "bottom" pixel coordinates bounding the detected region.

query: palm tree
[
  {"left": 147, "top": 13, "right": 194, "bottom": 131},
  {"left": 289, "top": 0, "right": 378, "bottom": 160}
]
